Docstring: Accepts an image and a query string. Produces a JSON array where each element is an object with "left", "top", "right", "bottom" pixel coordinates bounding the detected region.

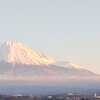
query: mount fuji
[
  {"left": 0, "top": 41, "right": 98, "bottom": 80},
  {"left": 0, "top": 41, "right": 99, "bottom": 95}
]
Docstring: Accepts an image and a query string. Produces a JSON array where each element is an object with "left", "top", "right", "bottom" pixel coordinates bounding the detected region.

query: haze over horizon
[{"left": 0, "top": 0, "right": 100, "bottom": 74}]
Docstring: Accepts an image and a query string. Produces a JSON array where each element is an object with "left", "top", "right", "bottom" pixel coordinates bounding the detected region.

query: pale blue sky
[{"left": 0, "top": 0, "right": 100, "bottom": 74}]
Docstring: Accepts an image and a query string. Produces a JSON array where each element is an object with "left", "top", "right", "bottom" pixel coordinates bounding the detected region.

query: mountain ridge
[
  {"left": 0, "top": 41, "right": 98, "bottom": 78},
  {"left": 0, "top": 41, "right": 56, "bottom": 65}
]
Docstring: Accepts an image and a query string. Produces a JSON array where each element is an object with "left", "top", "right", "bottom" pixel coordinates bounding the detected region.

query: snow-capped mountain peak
[
  {"left": 0, "top": 41, "right": 98, "bottom": 78},
  {"left": 0, "top": 41, "right": 56, "bottom": 65}
]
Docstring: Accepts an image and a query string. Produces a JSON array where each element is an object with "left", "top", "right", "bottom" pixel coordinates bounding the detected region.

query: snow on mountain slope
[
  {"left": 0, "top": 41, "right": 56, "bottom": 65},
  {"left": 0, "top": 41, "right": 99, "bottom": 96},
  {"left": 53, "top": 61, "right": 82, "bottom": 70},
  {"left": 0, "top": 41, "right": 98, "bottom": 78}
]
